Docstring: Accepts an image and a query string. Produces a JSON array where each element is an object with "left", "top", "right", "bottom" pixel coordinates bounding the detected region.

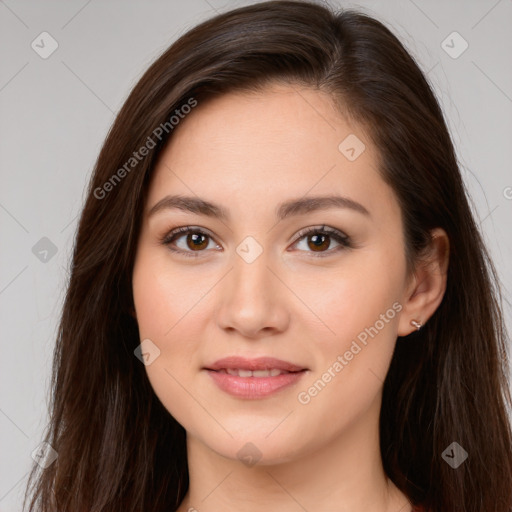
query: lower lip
[{"left": 205, "top": 369, "right": 306, "bottom": 399}]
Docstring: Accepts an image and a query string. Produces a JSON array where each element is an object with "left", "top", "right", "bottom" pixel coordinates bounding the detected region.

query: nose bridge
[
  {"left": 215, "top": 237, "right": 289, "bottom": 336},
  {"left": 230, "top": 240, "right": 274, "bottom": 303}
]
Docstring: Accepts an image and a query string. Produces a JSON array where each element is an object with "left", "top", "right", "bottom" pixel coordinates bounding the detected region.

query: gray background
[{"left": 1, "top": 0, "right": 511, "bottom": 509}]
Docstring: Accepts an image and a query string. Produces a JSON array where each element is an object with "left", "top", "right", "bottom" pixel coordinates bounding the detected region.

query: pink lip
[
  {"left": 205, "top": 369, "right": 307, "bottom": 399},
  {"left": 203, "top": 356, "right": 308, "bottom": 399}
]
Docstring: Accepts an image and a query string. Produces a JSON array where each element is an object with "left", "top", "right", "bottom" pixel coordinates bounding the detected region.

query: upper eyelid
[{"left": 294, "top": 225, "right": 348, "bottom": 240}]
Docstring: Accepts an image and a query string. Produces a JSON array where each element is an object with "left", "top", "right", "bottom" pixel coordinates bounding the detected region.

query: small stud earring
[{"left": 411, "top": 319, "right": 422, "bottom": 331}]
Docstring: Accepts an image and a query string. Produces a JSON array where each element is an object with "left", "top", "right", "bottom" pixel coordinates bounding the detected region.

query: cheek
[
  {"left": 132, "top": 251, "right": 204, "bottom": 427},
  {"left": 132, "top": 249, "right": 213, "bottom": 364},
  {"left": 294, "top": 278, "right": 401, "bottom": 437},
  {"left": 301, "top": 256, "right": 402, "bottom": 342},
  {"left": 298, "top": 253, "right": 403, "bottom": 398},
  {"left": 132, "top": 248, "right": 201, "bottom": 340}
]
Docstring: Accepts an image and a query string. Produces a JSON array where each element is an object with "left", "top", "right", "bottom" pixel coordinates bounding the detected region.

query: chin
[{"left": 196, "top": 429, "right": 306, "bottom": 467}]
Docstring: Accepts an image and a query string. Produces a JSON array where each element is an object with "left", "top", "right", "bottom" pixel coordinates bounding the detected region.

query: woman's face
[{"left": 132, "top": 84, "right": 414, "bottom": 464}]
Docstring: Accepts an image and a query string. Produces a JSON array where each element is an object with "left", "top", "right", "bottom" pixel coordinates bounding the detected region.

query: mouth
[
  {"left": 212, "top": 368, "right": 303, "bottom": 377},
  {"left": 204, "top": 355, "right": 307, "bottom": 373},
  {"left": 203, "top": 356, "right": 308, "bottom": 399}
]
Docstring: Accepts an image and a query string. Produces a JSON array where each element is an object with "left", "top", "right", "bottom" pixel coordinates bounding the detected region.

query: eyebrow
[{"left": 148, "top": 194, "right": 370, "bottom": 221}]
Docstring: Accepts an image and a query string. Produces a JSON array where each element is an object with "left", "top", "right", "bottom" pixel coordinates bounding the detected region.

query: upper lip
[{"left": 204, "top": 356, "right": 307, "bottom": 372}]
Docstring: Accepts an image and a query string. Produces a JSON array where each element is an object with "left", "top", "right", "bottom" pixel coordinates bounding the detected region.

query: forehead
[
  {"left": 161, "top": 84, "right": 367, "bottom": 164},
  {"left": 146, "top": 84, "right": 396, "bottom": 223}
]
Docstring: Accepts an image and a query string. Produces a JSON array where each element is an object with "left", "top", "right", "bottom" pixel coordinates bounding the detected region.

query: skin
[{"left": 132, "top": 83, "right": 449, "bottom": 512}]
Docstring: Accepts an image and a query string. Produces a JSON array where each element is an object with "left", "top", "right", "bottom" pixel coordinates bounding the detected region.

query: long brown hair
[{"left": 24, "top": 1, "right": 512, "bottom": 510}]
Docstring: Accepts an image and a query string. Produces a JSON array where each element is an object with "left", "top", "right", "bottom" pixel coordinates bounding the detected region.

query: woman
[{"left": 24, "top": 1, "right": 512, "bottom": 511}]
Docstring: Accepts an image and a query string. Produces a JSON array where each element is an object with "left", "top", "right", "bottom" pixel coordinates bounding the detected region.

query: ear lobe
[{"left": 397, "top": 228, "right": 449, "bottom": 336}]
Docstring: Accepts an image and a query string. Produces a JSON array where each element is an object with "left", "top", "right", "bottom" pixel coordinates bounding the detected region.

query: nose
[{"left": 215, "top": 251, "right": 290, "bottom": 339}]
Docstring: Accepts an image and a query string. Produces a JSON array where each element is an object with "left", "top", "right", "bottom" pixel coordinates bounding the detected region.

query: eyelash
[{"left": 160, "top": 225, "right": 351, "bottom": 259}]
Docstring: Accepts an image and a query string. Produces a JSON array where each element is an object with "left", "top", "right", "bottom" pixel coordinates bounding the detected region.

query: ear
[{"left": 397, "top": 227, "right": 450, "bottom": 336}]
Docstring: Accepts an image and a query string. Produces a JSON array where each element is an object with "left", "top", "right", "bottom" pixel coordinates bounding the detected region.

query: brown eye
[
  {"left": 162, "top": 227, "right": 219, "bottom": 257},
  {"left": 186, "top": 232, "right": 209, "bottom": 251},
  {"left": 292, "top": 226, "right": 350, "bottom": 257},
  {"left": 307, "top": 233, "right": 331, "bottom": 252}
]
